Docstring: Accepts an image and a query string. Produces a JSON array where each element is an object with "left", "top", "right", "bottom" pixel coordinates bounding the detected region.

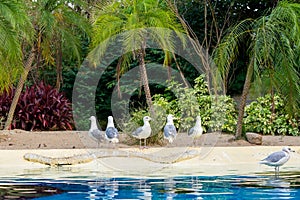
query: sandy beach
[
  {"left": 0, "top": 147, "right": 300, "bottom": 179},
  {"left": 0, "top": 130, "right": 300, "bottom": 179}
]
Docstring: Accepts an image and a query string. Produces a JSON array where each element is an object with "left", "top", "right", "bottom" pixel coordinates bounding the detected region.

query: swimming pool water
[{"left": 1, "top": 173, "right": 300, "bottom": 199}]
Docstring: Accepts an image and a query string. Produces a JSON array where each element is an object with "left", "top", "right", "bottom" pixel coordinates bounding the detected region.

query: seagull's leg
[
  {"left": 276, "top": 166, "right": 280, "bottom": 178},
  {"left": 274, "top": 166, "right": 279, "bottom": 176},
  {"left": 144, "top": 139, "right": 149, "bottom": 149},
  {"left": 139, "top": 139, "right": 142, "bottom": 148}
]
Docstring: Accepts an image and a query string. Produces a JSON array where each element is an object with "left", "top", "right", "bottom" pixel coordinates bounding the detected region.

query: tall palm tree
[
  {"left": 4, "top": 0, "right": 91, "bottom": 130},
  {"left": 91, "top": 0, "right": 186, "bottom": 111},
  {"left": 213, "top": 1, "right": 300, "bottom": 138}
]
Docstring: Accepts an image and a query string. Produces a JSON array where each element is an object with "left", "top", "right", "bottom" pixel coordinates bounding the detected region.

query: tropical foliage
[
  {"left": 0, "top": 82, "right": 74, "bottom": 131},
  {"left": 90, "top": 0, "right": 186, "bottom": 110},
  {"left": 0, "top": 0, "right": 33, "bottom": 92},
  {"left": 4, "top": 0, "right": 91, "bottom": 130},
  {"left": 125, "top": 75, "right": 238, "bottom": 142},
  {"left": 213, "top": 0, "right": 300, "bottom": 138},
  {"left": 0, "top": 0, "right": 299, "bottom": 138},
  {"left": 245, "top": 94, "right": 299, "bottom": 136}
]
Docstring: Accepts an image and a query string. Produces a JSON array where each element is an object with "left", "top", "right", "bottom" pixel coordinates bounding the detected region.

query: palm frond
[
  {"left": 0, "top": 0, "right": 33, "bottom": 92},
  {"left": 212, "top": 19, "right": 252, "bottom": 84},
  {"left": 90, "top": 0, "right": 187, "bottom": 80}
]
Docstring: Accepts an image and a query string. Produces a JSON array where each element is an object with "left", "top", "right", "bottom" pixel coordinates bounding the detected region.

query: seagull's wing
[
  {"left": 164, "top": 124, "right": 177, "bottom": 137},
  {"left": 188, "top": 127, "right": 195, "bottom": 136},
  {"left": 262, "top": 151, "right": 286, "bottom": 163},
  {"left": 132, "top": 126, "right": 143, "bottom": 137},
  {"left": 106, "top": 127, "right": 118, "bottom": 139},
  {"left": 89, "top": 129, "right": 104, "bottom": 142}
]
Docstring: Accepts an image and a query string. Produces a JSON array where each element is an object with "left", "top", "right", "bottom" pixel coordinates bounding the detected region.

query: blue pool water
[{"left": 1, "top": 173, "right": 300, "bottom": 199}]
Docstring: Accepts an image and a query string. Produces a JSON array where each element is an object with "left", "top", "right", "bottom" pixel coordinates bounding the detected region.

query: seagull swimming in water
[
  {"left": 105, "top": 116, "right": 119, "bottom": 144},
  {"left": 89, "top": 116, "right": 105, "bottom": 147},
  {"left": 132, "top": 116, "right": 152, "bottom": 148},
  {"left": 163, "top": 114, "right": 177, "bottom": 144},
  {"left": 259, "top": 146, "right": 294, "bottom": 174},
  {"left": 188, "top": 116, "right": 203, "bottom": 145}
]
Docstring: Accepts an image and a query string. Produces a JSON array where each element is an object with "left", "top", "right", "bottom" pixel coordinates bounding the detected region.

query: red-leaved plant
[
  {"left": 0, "top": 89, "right": 14, "bottom": 129},
  {"left": 0, "top": 82, "right": 74, "bottom": 131}
]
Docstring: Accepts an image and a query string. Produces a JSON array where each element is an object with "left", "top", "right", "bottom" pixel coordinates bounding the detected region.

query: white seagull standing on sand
[
  {"left": 259, "top": 146, "right": 294, "bottom": 174},
  {"left": 163, "top": 114, "right": 177, "bottom": 144},
  {"left": 105, "top": 116, "right": 119, "bottom": 143},
  {"left": 89, "top": 116, "right": 105, "bottom": 147},
  {"left": 188, "top": 116, "right": 203, "bottom": 145},
  {"left": 132, "top": 116, "right": 152, "bottom": 148}
]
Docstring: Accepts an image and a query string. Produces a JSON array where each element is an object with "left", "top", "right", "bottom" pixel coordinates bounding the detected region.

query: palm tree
[
  {"left": 213, "top": 1, "right": 300, "bottom": 138},
  {"left": 4, "top": 0, "right": 91, "bottom": 130},
  {"left": 0, "top": 0, "right": 33, "bottom": 92},
  {"left": 91, "top": 0, "right": 186, "bottom": 111},
  {"left": 0, "top": 0, "right": 33, "bottom": 130}
]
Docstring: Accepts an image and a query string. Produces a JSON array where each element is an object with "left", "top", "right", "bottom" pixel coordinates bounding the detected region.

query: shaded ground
[{"left": 0, "top": 129, "right": 299, "bottom": 149}]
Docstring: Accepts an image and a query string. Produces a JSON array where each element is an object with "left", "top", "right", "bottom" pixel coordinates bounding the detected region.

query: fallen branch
[{"left": 23, "top": 149, "right": 199, "bottom": 166}]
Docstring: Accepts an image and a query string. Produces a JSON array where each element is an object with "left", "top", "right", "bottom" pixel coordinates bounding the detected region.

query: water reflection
[
  {"left": 88, "top": 178, "right": 119, "bottom": 199},
  {"left": 135, "top": 180, "right": 152, "bottom": 200},
  {"left": 164, "top": 177, "right": 177, "bottom": 199},
  {"left": 263, "top": 177, "right": 291, "bottom": 188},
  {"left": 1, "top": 173, "right": 300, "bottom": 199}
]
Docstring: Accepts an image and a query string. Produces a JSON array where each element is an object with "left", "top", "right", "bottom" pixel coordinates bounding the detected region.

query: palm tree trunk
[
  {"left": 55, "top": 43, "right": 63, "bottom": 91},
  {"left": 4, "top": 48, "right": 36, "bottom": 130},
  {"left": 136, "top": 49, "right": 153, "bottom": 113},
  {"left": 235, "top": 59, "right": 254, "bottom": 139}
]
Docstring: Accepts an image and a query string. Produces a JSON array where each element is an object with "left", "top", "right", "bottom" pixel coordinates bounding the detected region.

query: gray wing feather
[
  {"left": 90, "top": 129, "right": 104, "bottom": 142},
  {"left": 132, "top": 126, "right": 143, "bottom": 136},
  {"left": 188, "top": 127, "right": 195, "bottom": 136},
  {"left": 164, "top": 125, "right": 177, "bottom": 137},
  {"left": 106, "top": 127, "right": 118, "bottom": 139},
  {"left": 262, "top": 151, "right": 286, "bottom": 162}
]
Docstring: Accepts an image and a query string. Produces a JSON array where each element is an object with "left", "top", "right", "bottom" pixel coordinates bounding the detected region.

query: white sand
[{"left": 1, "top": 146, "right": 300, "bottom": 179}]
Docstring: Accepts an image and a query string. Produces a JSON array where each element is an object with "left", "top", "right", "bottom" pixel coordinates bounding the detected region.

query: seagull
[
  {"left": 89, "top": 116, "right": 105, "bottom": 147},
  {"left": 105, "top": 116, "right": 119, "bottom": 143},
  {"left": 259, "top": 147, "right": 295, "bottom": 174},
  {"left": 132, "top": 116, "right": 152, "bottom": 148},
  {"left": 163, "top": 114, "right": 177, "bottom": 144},
  {"left": 188, "top": 116, "right": 203, "bottom": 145}
]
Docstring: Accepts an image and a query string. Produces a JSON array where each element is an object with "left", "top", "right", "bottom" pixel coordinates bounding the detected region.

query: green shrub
[
  {"left": 244, "top": 94, "right": 299, "bottom": 135},
  {"left": 128, "top": 75, "right": 237, "bottom": 137},
  {"left": 206, "top": 95, "right": 237, "bottom": 133}
]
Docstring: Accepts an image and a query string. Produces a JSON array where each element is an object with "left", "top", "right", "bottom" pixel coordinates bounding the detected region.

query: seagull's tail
[
  {"left": 259, "top": 160, "right": 268, "bottom": 165},
  {"left": 111, "top": 138, "right": 119, "bottom": 143},
  {"left": 168, "top": 137, "right": 174, "bottom": 144},
  {"left": 132, "top": 131, "right": 138, "bottom": 137}
]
